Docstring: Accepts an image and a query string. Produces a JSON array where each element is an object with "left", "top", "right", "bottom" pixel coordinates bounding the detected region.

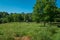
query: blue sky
[{"left": 0, "top": 0, "right": 60, "bottom": 13}]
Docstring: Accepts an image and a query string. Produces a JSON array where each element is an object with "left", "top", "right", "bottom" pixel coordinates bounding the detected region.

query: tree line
[{"left": 0, "top": 12, "right": 32, "bottom": 23}]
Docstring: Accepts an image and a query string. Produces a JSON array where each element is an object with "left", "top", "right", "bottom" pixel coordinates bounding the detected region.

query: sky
[{"left": 0, "top": 0, "right": 60, "bottom": 13}]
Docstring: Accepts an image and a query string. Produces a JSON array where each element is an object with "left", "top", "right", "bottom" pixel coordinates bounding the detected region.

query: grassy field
[{"left": 0, "top": 22, "right": 59, "bottom": 40}]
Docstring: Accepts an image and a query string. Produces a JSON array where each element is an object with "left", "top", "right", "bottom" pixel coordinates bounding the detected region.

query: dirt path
[{"left": 14, "top": 36, "right": 31, "bottom": 40}]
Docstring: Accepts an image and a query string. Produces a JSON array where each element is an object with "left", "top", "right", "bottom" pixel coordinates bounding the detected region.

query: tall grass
[{"left": 0, "top": 22, "right": 58, "bottom": 40}]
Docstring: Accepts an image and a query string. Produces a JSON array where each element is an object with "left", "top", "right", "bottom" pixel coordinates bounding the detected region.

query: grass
[{"left": 0, "top": 22, "right": 58, "bottom": 40}]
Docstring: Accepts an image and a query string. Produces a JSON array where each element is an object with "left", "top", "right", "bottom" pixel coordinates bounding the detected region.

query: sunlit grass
[{"left": 0, "top": 22, "right": 58, "bottom": 40}]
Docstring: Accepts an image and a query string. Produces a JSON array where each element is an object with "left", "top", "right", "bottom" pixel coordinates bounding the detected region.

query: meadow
[{"left": 0, "top": 22, "right": 59, "bottom": 40}]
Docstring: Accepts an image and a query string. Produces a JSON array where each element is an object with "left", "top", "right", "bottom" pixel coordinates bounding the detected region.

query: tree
[
  {"left": 32, "top": 0, "right": 57, "bottom": 24},
  {"left": 0, "top": 12, "right": 9, "bottom": 18}
]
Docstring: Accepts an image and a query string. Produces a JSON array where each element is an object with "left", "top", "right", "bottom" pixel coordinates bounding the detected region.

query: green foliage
[
  {"left": 0, "top": 12, "right": 32, "bottom": 23},
  {"left": 32, "top": 0, "right": 42, "bottom": 22},
  {"left": 0, "top": 22, "right": 59, "bottom": 40},
  {"left": 0, "top": 0, "right": 60, "bottom": 40},
  {"left": 32, "top": 0, "right": 57, "bottom": 23}
]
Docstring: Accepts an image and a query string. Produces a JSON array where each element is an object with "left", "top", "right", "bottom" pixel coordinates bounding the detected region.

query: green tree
[{"left": 32, "top": 0, "right": 57, "bottom": 24}]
